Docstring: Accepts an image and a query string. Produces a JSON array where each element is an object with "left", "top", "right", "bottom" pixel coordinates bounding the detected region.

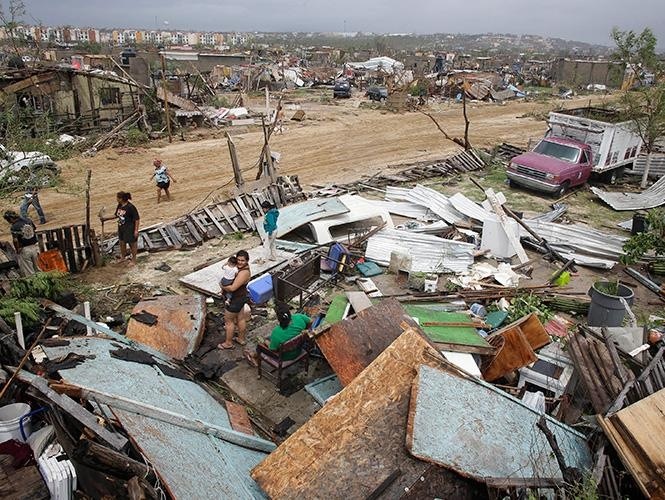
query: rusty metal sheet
[
  {"left": 316, "top": 298, "right": 419, "bottom": 386},
  {"left": 406, "top": 365, "right": 592, "bottom": 482},
  {"left": 126, "top": 295, "right": 206, "bottom": 360}
]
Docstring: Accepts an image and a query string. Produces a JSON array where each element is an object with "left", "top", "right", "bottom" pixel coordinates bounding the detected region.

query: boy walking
[{"left": 262, "top": 201, "right": 279, "bottom": 261}]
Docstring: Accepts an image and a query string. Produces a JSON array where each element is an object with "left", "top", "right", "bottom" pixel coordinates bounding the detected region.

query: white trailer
[{"left": 546, "top": 108, "right": 643, "bottom": 177}]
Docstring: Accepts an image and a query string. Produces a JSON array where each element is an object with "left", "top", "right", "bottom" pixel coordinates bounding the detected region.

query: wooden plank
[
  {"left": 251, "top": 328, "right": 480, "bottom": 499},
  {"left": 183, "top": 219, "right": 203, "bottom": 243},
  {"left": 0, "top": 464, "right": 49, "bottom": 500},
  {"left": 213, "top": 203, "right": 239, "bottom": 232},
  {"left": 482, "top": 326, "right": 537, "bottom": 382},
  {"left": 315, "top": 299, "right": 419, "bottom": 386},
  {"left": 345, "top": 291, "right": 372, "bottom": 313},
  {"left": 189, "top": 213, "right": 210, "bottom": 238},
  {"left": 15, "top": 370, "right": 128, "bottom": 451},
  {"left": 204, "top": 207, "right": 227, "bottom": 236}
]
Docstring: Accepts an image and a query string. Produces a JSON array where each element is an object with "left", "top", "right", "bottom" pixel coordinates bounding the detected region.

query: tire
[
  {"left": 606, "top": 168, "right": 624, "bottom": 184},
  {"left": 554, "top": 181, "right": 570, "bottom": 198}
]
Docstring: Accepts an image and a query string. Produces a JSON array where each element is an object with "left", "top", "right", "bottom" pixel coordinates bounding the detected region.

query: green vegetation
[
  {"left": 0, "top": 271, "right": 73, "bottom": 327},
  {"left": 125, "top": 127, "right": 149, "bottom": 146},
  {"left": 507, "top": 293, "right": 554, "bottom": 324},
  {"left": 621, "top": 209, "right": 665, "bottom": 264}
]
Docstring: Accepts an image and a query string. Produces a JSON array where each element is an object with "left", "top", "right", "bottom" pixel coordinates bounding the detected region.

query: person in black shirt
[
  {"left": 109, "top": 191, "right": 140, "bottom": 266},
  {"left": 3, "top": 210, "right": 40, "bottom": 276}
]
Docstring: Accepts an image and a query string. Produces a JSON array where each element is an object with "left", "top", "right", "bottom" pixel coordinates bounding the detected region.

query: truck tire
[
  {"left": 554, "top": 181, "right": 570, "bottom": 198},
  {"left": 606, "top": 168, "right": 624, "bottom": 184}
]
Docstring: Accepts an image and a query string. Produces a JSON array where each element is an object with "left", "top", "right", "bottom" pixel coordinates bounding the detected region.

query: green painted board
[
  {"left": 404, "top": 304, "right": 491, "bottom": 349},
  {"left": 323, "top": 294, "right": 350, "bottom": 325}
]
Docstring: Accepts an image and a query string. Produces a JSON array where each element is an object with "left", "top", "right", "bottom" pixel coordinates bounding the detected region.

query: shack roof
[{"left": 42, "top": 337, "right": 268, "bottom": 499}]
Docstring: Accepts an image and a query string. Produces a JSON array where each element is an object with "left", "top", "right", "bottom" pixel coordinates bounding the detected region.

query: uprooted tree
[
  {"left": 611, "top": 27, "right": 665, "bottom": 187},
  {"left": 420, "top": 80, "right": 472, "bottom": 151}
]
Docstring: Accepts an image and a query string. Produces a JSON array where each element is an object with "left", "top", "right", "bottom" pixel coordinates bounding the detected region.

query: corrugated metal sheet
[
  {"left": 407, "top": 365, "right": 592, "bottom": 480},
  {"left": 590, "top": 175, "right": 665, "bottom": 211},
  {"left": 265, "top": 197, "right": 350, "bottom": 238},
  {"left": 406, "top": 185, "right": 466, "bottom": 224},
  {"left": 42, "top": 338, "right": 268, "bottom": 499},
  {"left": 449, "top": 193, "right": 493, "bottom": 222},
  {"left": 384, "top": 186, "right": 412, "bottom": 202},
  {"left": 365, "top": 229, "right": 474, "bottom": 273},
  {"left": 630, "top": 154, "right": 665, "bottom": 178},
  {"left": 522, "top": 220, "right": 627, "bottom": 262},
  {"left": 359, "top": 197, "right": 435, "bottom": 220}
]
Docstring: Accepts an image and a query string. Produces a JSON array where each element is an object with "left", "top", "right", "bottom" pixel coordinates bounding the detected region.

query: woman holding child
[{"left": 218, "top": 250, "right": 251, "bottom": 350}]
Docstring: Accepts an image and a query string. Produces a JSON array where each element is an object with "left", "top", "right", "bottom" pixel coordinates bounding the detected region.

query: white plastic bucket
[{"left": 0, "top": 402, "right": 32, "bottom": 443}]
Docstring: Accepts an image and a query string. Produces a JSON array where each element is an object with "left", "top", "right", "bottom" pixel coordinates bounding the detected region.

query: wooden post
[
  {"left": 13, "top": 312, "right": 24, "bottom": 349},
  {"left": 84, "top": 168, "right": 92, "bottom": 240},
  {"left": 226, "top": 132, "right": 243, "bottom": 189},
  {"left": 160, "top": 53, "right": 173, "bottom": 143},
  {"left": 265, "top": 86, "right": 270, "bottom": 118},
  {"left": 84, "top": 301, "right": 92, "bottom": 336}
]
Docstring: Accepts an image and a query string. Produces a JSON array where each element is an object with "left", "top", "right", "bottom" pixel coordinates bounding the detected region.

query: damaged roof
[{"left": 42, "top": 337, "right": 270, "bottom": 499}]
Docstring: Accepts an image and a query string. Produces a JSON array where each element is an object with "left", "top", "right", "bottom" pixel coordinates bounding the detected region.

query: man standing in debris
[
  {"left": 150, "top": 159, "right": 177, "bottom": 203},
  {"left": 219, "top": 250, "right": 251, "bottom": 350},
  {"left": 114, "top": 191, "right": 140, "bottom": 266},
  {"left": 20, "top": 182, "right": 47, "bottom": 225},
  {"left": 4, "top": 210, "right": 40, "bottom": 276},
  {"left": 262, "top": 201, "right": 279, "bottom": 261}
]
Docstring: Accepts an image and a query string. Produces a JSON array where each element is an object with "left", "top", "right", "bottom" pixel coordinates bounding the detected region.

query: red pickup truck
[{"left": 506, "top": 136, "right": 593, "bottom": 197}]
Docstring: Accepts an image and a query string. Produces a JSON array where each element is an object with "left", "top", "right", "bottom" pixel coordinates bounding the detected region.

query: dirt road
[{"left": 0, "top": 93, "right": 612, "bottom": 238}]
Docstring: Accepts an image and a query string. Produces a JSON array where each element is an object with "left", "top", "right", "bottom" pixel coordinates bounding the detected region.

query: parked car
[
  {"left": 366, "top": 86, "right": 388, "bottom": 102},
  {"left": 333, "top": 80, "right": 351, "bottom": 98},
  {"left": 0, "top": 145, "right": 59, "bottom": 185},
  {"left": 506, "top": 137, "right": 593, "bottom": 197}
]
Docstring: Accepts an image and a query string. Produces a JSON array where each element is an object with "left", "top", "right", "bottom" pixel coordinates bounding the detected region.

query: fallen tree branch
[{"left": 420, "top": 111, "right": 466, "bottom": 149}]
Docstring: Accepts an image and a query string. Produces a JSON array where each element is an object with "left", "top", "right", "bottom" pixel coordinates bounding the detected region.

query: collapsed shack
[{"left": 0, "top": 66, "right": 146, "bottom": 135}]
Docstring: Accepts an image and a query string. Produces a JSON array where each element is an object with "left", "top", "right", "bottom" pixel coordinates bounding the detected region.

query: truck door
[{"left": 578, "top": 149, "right": 593, "bottom": 184}]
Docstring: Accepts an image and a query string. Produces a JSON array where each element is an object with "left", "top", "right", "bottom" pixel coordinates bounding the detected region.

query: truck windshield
[{"left": 534, "top": 141, "right": 580, "bottom": 163}]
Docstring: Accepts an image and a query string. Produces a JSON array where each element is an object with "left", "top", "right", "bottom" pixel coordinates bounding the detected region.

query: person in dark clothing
[
  {"left": 218, "top": 249, "right": 251, "bottom": 349},
  {"left": 3, "top": 210, "right": 40, "bottom": 276},
  {"left": 104, "top": 191, "right": 140, "bottom": 266}
]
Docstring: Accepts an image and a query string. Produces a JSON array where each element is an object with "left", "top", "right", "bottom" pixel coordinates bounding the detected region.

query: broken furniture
[
  {"left": 125, "top": 295, "right": 206, "bottom": 359},
  {"left": 272, "top": 252, "right": 323, "bottom": 306},
  {"left": 481, "top": 313, "right": 550, "bottom": 382},
  {"left": 257, "top": 333, "right": 311, "bottom": 392},
  {"left": 516, "top": 342, "right": 574, "bottom": 398}
]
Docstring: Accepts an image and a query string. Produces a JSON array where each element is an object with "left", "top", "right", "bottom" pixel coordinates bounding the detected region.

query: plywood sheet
[
  {"left": 251, "top": 328, "right": 469, "bottom": 499},
  {"left": 126, "top": 295, "right": 206, "bottom": 360},
  {"left": 599, "top": 389, "right": 665, "bottom": 498},
  {"left": 406, "top": 365, "right": 592, "bottom": 481},
  {"left": 316, "top": 298, "right": 418, "bottom": 386},
  {"left": 178, "top": 244, "right": 297, "bottom": 297}
]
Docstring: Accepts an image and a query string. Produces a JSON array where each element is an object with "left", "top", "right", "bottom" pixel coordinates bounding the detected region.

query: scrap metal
[{"left": 591, "top": 175, "right": 665, "bottom": 211}]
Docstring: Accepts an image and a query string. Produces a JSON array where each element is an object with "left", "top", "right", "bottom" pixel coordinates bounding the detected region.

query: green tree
[{"left": 611, "top": 27, "right": 665, "bottom": 187}]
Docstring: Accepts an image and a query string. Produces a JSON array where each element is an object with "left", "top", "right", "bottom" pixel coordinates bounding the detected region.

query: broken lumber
[
  {"left": 15, "top": 370, "right": 128, "bottom": 451},
  {"left": 73, "top": 437, "right": 155, "bottom": 481}
]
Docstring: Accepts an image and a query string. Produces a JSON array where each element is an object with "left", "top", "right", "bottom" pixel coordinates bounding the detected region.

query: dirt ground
[{"left": 0, "top": 92, "right": 615, "bottom": 241}]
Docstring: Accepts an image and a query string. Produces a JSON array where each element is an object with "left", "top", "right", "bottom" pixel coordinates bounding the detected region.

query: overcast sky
[{"left": 14, "top": 0, "right": 665, "bottom": 46}]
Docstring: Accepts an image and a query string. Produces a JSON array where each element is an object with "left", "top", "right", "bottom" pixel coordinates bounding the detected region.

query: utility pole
[{"left": 160, "top": 53, "right": 173, "bottom": 143}]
